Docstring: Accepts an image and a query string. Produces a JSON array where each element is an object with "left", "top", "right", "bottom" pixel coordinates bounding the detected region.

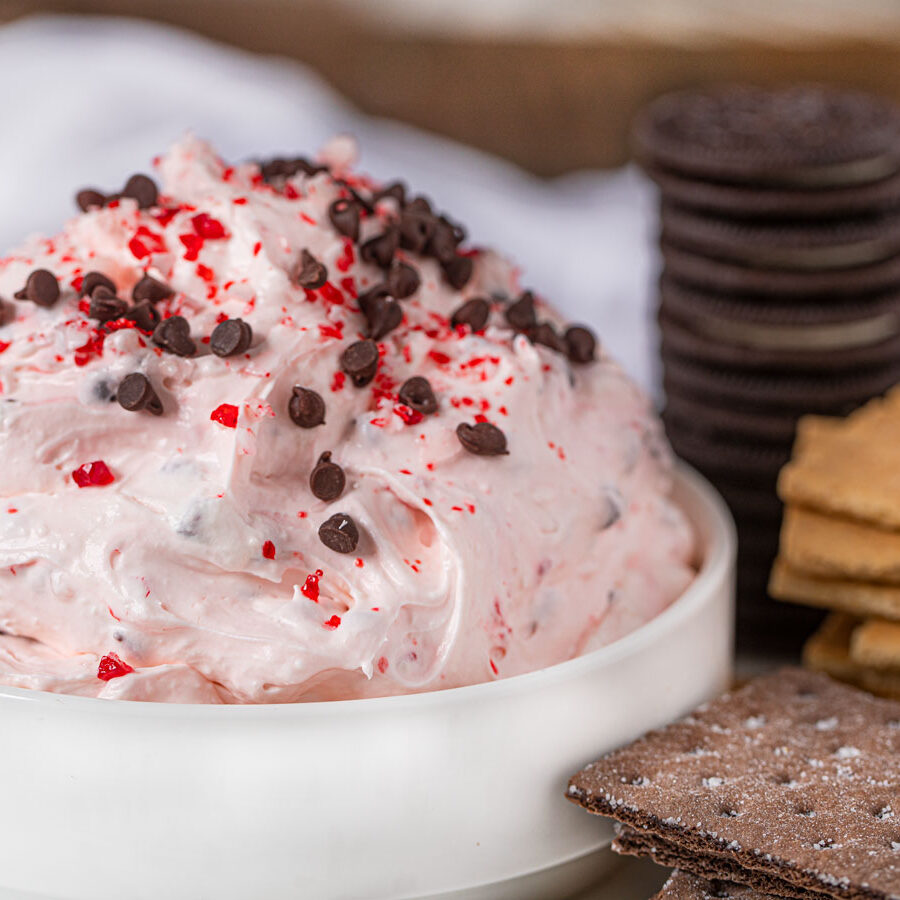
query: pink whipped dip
[{"left": 0, "top": 136, "right": 694, "bottom": 703}]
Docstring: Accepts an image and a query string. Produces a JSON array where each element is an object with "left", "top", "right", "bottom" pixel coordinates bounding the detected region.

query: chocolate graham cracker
[
  {"left": 567, "top": 668, "right": 900, "bottom": 900},
  {"left": 654, "top": 870, "right": 772, "bottom": 900}
]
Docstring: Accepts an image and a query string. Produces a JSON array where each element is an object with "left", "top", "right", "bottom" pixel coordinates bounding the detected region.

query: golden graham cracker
[
  {"left": 804, "top": 613, "right": 900, "bottom": 700},
  {"left": 769, "top": 557, "right": 900, "bottom": 621},
  {"left": 780, "top": 505, "right": 900, "bottom": 584},
  {"left": 778, "top": 387, "right": 900, "bottom": 528},
  {"left": 851, "top": 617, "right": 900, "bottom": 670}
]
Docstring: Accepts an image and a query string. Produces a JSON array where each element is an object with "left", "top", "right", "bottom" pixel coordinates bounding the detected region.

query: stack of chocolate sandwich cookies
[{"left": 634, "top": 84, "right": 900, "bottom": 641}]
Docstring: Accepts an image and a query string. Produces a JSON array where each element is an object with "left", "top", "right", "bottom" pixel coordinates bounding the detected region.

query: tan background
[{"left": 3, "top": 0, "right": 900, "bottom": 174}]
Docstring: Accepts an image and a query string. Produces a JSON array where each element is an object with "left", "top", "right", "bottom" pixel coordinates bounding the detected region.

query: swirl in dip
[{"left": 0, "top": 137, "right": 694, "bottom": 702}]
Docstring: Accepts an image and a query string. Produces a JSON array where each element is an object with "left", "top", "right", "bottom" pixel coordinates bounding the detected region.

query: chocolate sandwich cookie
[
  {"left": 649, "top": 164, "right": 900, "bottom": 220},
  {"left": 662, "top": 351, "right": 900, "bottom": 413},
  {"left": 661, "top": 203, "right": 900, "bottom": 272},
  {"left": 662, "top": 239, "right": 900, "bottom": 298},
  {"left": 659, "top": 307, "right": 900, "bottom": 372},
  {"left": 660, "top": 275, "right": 900, "bottom": 326},
  {"left": 664, "top": 421, "right": 791, "bottom": 486},
  {"left": 664, "top": 390, "right": 800, "bottom": 444},
  {"left": 633, "top": 84, "right": 900, "bottom": 187}
]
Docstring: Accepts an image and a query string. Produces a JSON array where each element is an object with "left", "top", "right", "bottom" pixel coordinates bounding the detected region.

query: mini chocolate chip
[
  {"left": 456, "top": 422, "right": 508, "bottom": 456},
  {"left": 364, "top": 295, "right": 403, "bottom": 341},
  {"left": 357, "top": 284, "right": 391, "bottom": 320},
  {"left": 117, "top": 372, "right": 163, "bottom": 416},
  {"left": 260, "top": 156, "right": 327, "bottom": 183},
  {"left": 341, "top": 182, "right": 375, "bottom": 214},
  {"left": 530, "top": 321, "right": 566, "bottom": 354},
  {"left": 451, "top": 297, "right": 490, "bottom": 332},
  {"left": 309, "top": 451, "right": 346, "bottom": 501},
  {"left": 398, "top": 211, "right": 433, "bottom": 254},
  {"left": 565, "top": 325, "right": 597, "bottom": 364},
  {"left": 505, "top": 291, "right": 537, "bottom": 332},
  {"left": 14, "top": 269, "right": 60, "bottom": 307},
  {"left": 294, "top": 249, "right": 328, "bottom": 290},
  {"left": 385, "top": 260, "right": 420, "bottom": 299},
  {"left": 127, "top": 300, "right": 161, "bottom": 332},
  {"left": 289, "top": 386, "right": 326, "bottom": 428},
  {"left": 76, "top": 189, "right": 107, "bottom": 212},
  {"left": 340, "top": 339, "right": 379, "bottom": 387},
  {"left": 398, "top": 376, "right": 437, "bottom": 415},
  {"left": 210, "top": 318, "right": 252, "bottom": 357},
  {"left": 373, "top": 181, "right": 406, "bottom": 205},
  {"left": 81, "top": 271, "right": 116, "bottom": 298},
  {"left": 132, "top": 275, "right": 173, "bottom": 304},
  {"left": 328, "top": 198, "right": 360, "bottom": 242},
  {"left": 425, "top": 219, "right": 460, "bottom": 263},
  {"left": 121, "top": 174, "right": 158, "bottom": 209},
  {"left": 89, "top": 288, "right": 128, "bottom": 323},
  {"left": 441, "top": 255, "right": 474, "bottom": 290},
  {"left": 152, "top": 315, "right": 196, "bottom": 357},
  {"left": 360, "top": 227, "right": 399, "bottom": 269},
  {"left": 406, "top": 196, "right": 433, "bottom": 216},
  {"left": 318, "top": 512, "right": 359, "bottom": 554}
]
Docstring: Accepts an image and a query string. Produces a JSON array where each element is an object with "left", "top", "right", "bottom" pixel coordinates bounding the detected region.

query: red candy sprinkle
[
  {"left": 330, "top": 371, "right": 346, "bottom": 392},
  {"left": 301, "top": 569, "right": 324, "bottom": 603},
  {"left": 318, "top": 321, "right": 344, "bottom": 341},
  {"left": 128, "top": 226, "right": 167, "bottom": 260},
  {"left": 323, "top": 615, "right": 342, "bottom": 630},
  {"left": 153, "top": 207, "right": 180, "bottom": 227},
  {"left": 377, "top": 656, "right": 389, "bottom": 673},
  {"left": 394, "top": 404, "right": 423, "bottom": 426},
  {"left": 319, "top": 282, "right": 345, "bottom": 306},
  {"left": 72, "top": 460, "right": 115, "bottom": 488},
  {"left": 252, "top": 241, "right": 262, "bottom": 257},
  {"left": 428, "top": 350, "right": 451, "bottom": 365},
  {"left": 196, "top": 263, "right": 215, "bottom": 282},
  {"left": 336, "top": 241, "right": 355, "bottom": 272},
  {"left": 0, "top": 341, "right": 9, "bottom": 354},
  {"left": 180, "top": 233, "right": 204, "bottom": 261},
  {"left": 262, "top": 540, "right": 276, "bottom": 560},
  {"left": 191, "top": 213, "right": 227, "bottom": 239},
  {"left": 97, "top": 653, "right": 134, "bottom": 681},
  {"left": 210, "top": 403, "right": 239, "bottom": 428}
]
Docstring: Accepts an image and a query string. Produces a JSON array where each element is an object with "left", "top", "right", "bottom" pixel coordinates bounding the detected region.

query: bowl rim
[{"left": 0, "top": 463, "right": 735, "bottom": 718}]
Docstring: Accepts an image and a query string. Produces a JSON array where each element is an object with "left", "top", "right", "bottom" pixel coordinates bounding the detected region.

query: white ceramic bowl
[{"left": 0, "top": 465, "right": 735, "bottom": 900}]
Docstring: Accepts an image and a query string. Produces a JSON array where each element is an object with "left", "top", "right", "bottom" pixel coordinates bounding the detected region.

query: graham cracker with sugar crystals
[
  {"left": 568, "top": 668, "right": 900, "bottom": 900},
  {"left": 769, "top": 557, "right": 900, "bottom": 621},
  {"left": 778, "top": 387, "right": 900, "bottom": 528},
  {"left": 780, "top": 506, "right": 900, "bottom": 584},
  {"left": 653, "top": 870, "right": 772, "bottom": 900}
]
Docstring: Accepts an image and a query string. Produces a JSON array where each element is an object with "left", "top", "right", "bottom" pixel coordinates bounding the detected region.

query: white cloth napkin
[{"left": 0, "top": 14, "right": 660, "bottom": 392}]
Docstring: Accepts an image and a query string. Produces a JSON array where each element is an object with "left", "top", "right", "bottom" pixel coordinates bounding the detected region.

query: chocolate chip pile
[{"left": 11, "top": 155, "right": 598, "bottom": 559}]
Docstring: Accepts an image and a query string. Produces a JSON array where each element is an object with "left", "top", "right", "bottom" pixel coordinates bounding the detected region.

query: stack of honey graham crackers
[{"left": 770, "top": 386, "right": 900, "bottom": 698}]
